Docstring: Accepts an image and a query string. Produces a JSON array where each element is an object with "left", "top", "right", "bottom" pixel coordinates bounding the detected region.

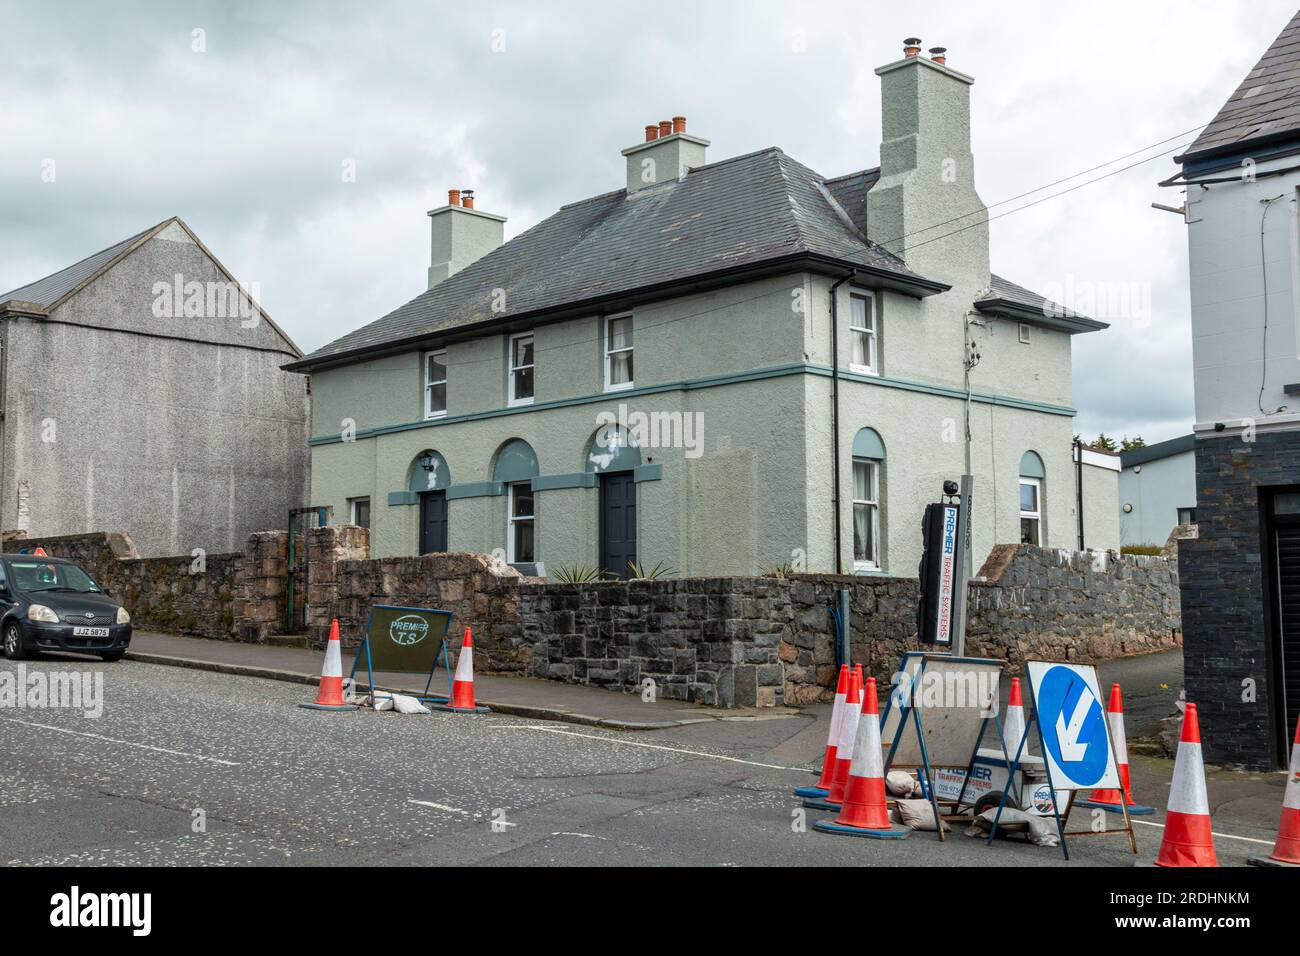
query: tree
[
  {"left": 1120, "top": 436, "right": 1146, "bottom": 451},
  {"left": 1090, "top": 433, "right": 1119, "bottom": 452}
]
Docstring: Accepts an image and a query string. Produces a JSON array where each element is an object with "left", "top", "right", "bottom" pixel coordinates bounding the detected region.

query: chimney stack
[
  {"left": 867, "top": 39, "right": 988, "bottom": 292},
  {"left": 427, "top": 188, "right": 506, "bottom": 288},
  {"left": 621, "top": 115, "right": 710, "bottom": 192}
]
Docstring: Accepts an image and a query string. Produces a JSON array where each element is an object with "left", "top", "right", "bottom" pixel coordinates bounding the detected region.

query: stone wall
[
  {"left": 2, "top": 531, "right": 239, "bottom": 640},
  {"left": 234, "top": 532, "right": 290, "bottom": 642},
  {"left": 517, "top": 544, "right": 1182, "bottom": 707},
  {"left": 522, "top": 577, "right": 791, "bottom": 706},
  {"left": 313, "top": 549, "right": 534, "bottom": 669}
]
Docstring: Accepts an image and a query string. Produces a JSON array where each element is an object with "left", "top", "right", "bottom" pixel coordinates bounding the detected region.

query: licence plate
[{"left": 72, "top": 626, "right": 109, "bottom": 638}]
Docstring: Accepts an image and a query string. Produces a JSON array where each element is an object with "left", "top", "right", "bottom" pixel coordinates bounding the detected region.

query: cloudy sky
[{"left": 2, "top": 0, "right": 1293, "bottom": 444}]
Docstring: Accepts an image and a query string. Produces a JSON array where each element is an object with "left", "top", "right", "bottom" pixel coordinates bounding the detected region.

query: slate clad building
[
  {"left": 290, "top": 42, "right": 1110, "bottom": 579},
  {"left": 0, "top": 217, "right": 310, "bottom": 557},
  {"left": 1166, "top": 10, "right": 1300, "bottom": 768}
]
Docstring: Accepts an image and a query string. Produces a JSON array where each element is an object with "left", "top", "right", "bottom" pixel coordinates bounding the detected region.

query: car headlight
[
  {"left": 27, "top": 604, "right": 59, "bottom": 624},
  {"left": 116, "top": 607, "right": 131, "bottom": 625}
]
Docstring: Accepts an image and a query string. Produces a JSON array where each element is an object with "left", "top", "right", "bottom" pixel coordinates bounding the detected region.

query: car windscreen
[{"left": 5, "top": 561, "right": 102, "bottom": 593}]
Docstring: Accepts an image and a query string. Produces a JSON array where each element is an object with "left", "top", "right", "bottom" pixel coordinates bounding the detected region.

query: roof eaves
[
  {"left": 284, "top": 251, "right": 950, "bottom": 373},
  {"left": 974, "top": 297, "right": 1108, "bottom": 334}
]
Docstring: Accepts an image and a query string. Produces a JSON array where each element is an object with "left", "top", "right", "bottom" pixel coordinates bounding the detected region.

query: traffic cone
[
  {"left": 794, "top": 664, "right": 848, "bottom": 799},
  {"left": 821, "top": 668, "right": 863, "bottom": 808},
  {"left": 1154, "top": 703, "right": 1217, "bottom": 867},
  {"left": 1003, "top": 677, "right": 1027, "bottom": 759},
  {"left": 431, "top": 627, "right": 490, "bottom": 714},
  {"left": 299, "top": 619, "right": 357, "bottom": 711},
  {"left": 1250, "top": 715, "right": 1300, "bottom": 866},
  {"left": 815, "top": 677, "right": 910, "bottom": 839},
  {"left": 1077, "top": 683, "right": 1155, "bottom": 815}
]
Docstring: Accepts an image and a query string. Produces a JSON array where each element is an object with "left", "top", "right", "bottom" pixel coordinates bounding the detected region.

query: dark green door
[
  {"left": 600, "top": 471, "right": 637, "bottom": 578},
  {"left": 419, "top": 491, "right": 448, "bottom": 554}
]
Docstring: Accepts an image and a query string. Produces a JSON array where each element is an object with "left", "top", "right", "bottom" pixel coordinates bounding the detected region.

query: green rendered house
[{"left": 287, "top": 42, "right": 1108, "bottom": 577}]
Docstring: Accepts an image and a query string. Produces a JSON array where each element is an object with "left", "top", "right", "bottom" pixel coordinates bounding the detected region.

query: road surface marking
[
  {"left": 407, "top": 799, "right": 517, "bottom": 827},
  {"left": 0, "top": 717, "right": 240, "bottom": 766},
  {"left": 407, "top": 799, "right": 473, "bottom": 817},
  {"left": 1129, "top": 818, "right": 1273, "bottom": 846},
  {"left": 489, "top": 724, "right": 809, "bottom": 772}
]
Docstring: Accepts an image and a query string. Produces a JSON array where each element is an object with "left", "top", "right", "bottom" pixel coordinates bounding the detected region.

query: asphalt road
[{"left": 0, "top": 653, "right": 1282, "bottom": 867}]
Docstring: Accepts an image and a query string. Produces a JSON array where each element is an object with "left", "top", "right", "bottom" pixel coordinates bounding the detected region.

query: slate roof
[
  {"left": 289, "top": 149, "right": 945, "bottom": 370},
  {"left": 975, "top": 273, "right": 1107, "bottom": 333},
  {"left": 0, "top": 224, "right": 158, "bottom": 309},
  {"left": 1178, "top": 10, "right": 1300, "bottom": 165},
  {"left": 0, "top": 217, "right": 303, "bottom": 357}
]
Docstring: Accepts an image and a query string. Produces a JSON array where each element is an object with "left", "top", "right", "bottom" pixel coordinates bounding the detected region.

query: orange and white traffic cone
[
  {"left": 815, "top": 677, "right": 910, "bottom": 839},
  {"left": 808, "top": 667, "right": 862, "bottom": 811},
  {"left": 432, "top": 627, "right": 489, "bottom": 713},
  {"left": 1077, "top": 683, "right": 1154, "bottom": 815},
  {"left": 1003, "top": 677, "right": 1027, "bottom": 759},
  {"left": 1155, "top": 703, "right": 1217, "bottom": 867},
  {"left": 1250, "top": 715, "right": 1300, "bottom": 867},
  {"left": 299, "top": 619, "right": 357, "bottom": 711},
  {"left": 794, "top": 664, "right": 848, "bottom": 799}
]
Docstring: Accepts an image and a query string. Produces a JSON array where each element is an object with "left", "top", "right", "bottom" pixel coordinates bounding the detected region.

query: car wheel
[
  {"left": 99, "top": 650, "right": 125, "bottom": 663},
  {"left": 3, "top": 620, "right": 27, "bottom": 660}
]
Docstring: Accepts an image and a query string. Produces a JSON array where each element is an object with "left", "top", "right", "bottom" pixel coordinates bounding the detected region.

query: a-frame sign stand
[
  {"left": 987, "top": 662, "right": 1137, "bottom": 860},
  {"left": 879, "top": 652, "right": 1011, "bottom": 842}
]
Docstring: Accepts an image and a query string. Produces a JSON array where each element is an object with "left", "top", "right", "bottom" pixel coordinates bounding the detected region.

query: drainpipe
[
  {"left": 829, "top": 272, "right": 853, "bottom": 575},
  {"left": 1074, "top": 437, "right": 1085, "bottom": 550}
]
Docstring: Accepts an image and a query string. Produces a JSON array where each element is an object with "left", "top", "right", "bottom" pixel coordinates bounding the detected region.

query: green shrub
[{"left": 1121, "top": 544, "right": 1163, "bottom": 556}]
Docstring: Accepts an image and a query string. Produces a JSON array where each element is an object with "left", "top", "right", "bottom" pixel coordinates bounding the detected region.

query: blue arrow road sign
[{"left": 1035, "top": 665, "right": 1111, "bottom": 788}]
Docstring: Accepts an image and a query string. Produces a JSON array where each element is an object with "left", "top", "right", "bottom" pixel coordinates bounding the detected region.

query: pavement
[
  {"left": 0, "top": 643, "right": 1290, "bottom": 866},
  {"left": 126, "top": 631, "right": 796, "bottom": 730}
]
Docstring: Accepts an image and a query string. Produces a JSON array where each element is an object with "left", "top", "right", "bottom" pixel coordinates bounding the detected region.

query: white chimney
[
  {"left": 427, "top": 188, "right": 506, "bottom": 288},
  {"left": 620, "top": 116, "right": 709, "bottom": 193},
  {"left": 867, "top": 40, "right": 989, "bottom": 292}
]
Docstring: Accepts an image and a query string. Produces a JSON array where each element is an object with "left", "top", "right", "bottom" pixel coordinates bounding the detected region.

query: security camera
[{"left": 942, "top": 479, "right": 959, "bottom": 496}]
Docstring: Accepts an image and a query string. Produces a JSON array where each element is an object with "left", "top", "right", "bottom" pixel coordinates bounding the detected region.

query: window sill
[
  {"left": 848, "top": 365, "right": 878, "bottom": 376},
  {"left": 603, "top": 381, "right": 634, "bottom": 393},
  {"left": 853, "top": 562, "right": 886, "bottom": 576},
  {"left": 424, "top": 410, "right": 448, "bottom": 421},
  {"left": 507, "top": 397, "right": 535, "bottom": 409}
]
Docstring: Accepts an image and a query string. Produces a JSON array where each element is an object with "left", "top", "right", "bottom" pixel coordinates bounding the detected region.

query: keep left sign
[{"left": 1026, "top": 661, "right": 1121, "bottom": 791}]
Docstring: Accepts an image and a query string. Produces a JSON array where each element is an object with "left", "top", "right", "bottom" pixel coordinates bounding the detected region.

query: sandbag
[
  {"left": 894, "top": 798, "right": 950, "bottom": 832},
  {"left": 964, "top": 807, "right": 1060, "bottom": 847}
]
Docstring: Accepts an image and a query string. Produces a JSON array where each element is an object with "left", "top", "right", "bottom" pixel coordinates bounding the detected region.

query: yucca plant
[
  {"left": 553, "top": 563, "right": 606, "bottom": 583},
  {"left": 627, "top": 560, "right": 675, "bottom": 580}
]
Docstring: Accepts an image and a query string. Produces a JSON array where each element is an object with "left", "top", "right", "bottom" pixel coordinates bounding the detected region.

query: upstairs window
[
  {"left": 605, "top": 314, "right": 634, "bottom": 391},
  {"left": 424, "top": 350, "right": 447, "bottom": 419},
  {"left": 509, "top": 332, "right": 535, "bottom": 406},
  {"left": 849, "top": 292, "right": 877, "bottom": 374}
]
